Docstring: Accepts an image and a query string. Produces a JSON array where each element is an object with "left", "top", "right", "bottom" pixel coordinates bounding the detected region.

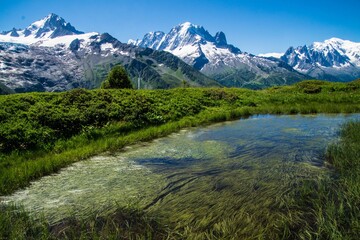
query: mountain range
[
  {"left": 0, "top": 14, "right": 217, "bottom": 93},
  {"left": 280, "top": 38, "right": 360, "bottom": 81},
  {"left": 1, "top": 13, "right": 360, "bottom": 93},
  {"left": 130, "top": 23, "right": 360, "bottom": 87},
  {"left": 129, "top": 22, "right": 307, "bottom": 89}
]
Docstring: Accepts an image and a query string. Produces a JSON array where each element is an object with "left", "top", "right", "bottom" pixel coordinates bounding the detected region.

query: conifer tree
[{"left": 101, "top": 65, "right": 133, "bottom": 89}]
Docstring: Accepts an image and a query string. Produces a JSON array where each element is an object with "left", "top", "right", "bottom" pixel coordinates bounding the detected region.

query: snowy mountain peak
[
  {"left": 177, "top": 22, "right": 204, "bottom": 32},
  {"left": 281, "top": 37, "right": 360, "bottom": 81},
  {"left": 131, "top": 22, "right": 241, "bottom": 57},
  {"left": 179, "top": 21, "right": 195, "bottom": 28},
  {"left": 130, "top": 22, "right": 245, "bottom": 71},
  {"left": 323, "top": 37, "right": 353, "bottom": 46},
  {"left": 128, "top": 31, "right": 165, "bottom": 49},
  {"left": 326, "top": 37, "right": 345, "bottom": 43},
  {"left": 28, "top": 13, "right": 61, "bottom": 30},
  {"left": 0, "top": 13, "right": 97, "bottom": 48},
  {"left": 174, "top": 22, "right": 198, "bottom": 37},
  {"left": 312, "top": 38, "right": 360, "bottom": 55},
  {"left": 1, "top": 13, "right": 84, "bottom": 40},
  {"left": 23, "top": 13, "right": 84, "bottom": 39}
]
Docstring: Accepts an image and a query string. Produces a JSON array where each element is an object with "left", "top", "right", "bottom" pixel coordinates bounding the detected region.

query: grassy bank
[
  {"left": 1, "top": 80, "right": 360, "bottom": 239},
  {"left": 277, "top": 120, "right": 360, "bottom": 239},
  {"left": 0, "top": 204, "right": 172, "bottom": 239}
]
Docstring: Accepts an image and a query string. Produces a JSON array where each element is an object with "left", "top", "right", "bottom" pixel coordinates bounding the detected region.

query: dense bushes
[
  {"left": 0, "top": 88, "right": 226, "bottom": 152},
  {"left": 0, "top": 119, "right": 54, "bottom": 152},
  {"left": 1, "top": 81, "right": 360, "bottom": 154}
]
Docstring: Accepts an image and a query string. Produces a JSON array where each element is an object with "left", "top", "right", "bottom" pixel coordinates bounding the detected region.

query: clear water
[{"left": 2, "top": 114, "right": 360, "bottom": 224}]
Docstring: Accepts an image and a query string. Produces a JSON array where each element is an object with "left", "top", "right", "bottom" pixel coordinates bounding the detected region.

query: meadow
[{"left": 1, "top": 80, "right": 360, "bottom": 239}]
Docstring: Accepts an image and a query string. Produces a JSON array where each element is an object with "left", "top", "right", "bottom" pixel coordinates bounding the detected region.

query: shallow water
[{"left": 2, "top": 114, "right": 360, "bottom": 224}]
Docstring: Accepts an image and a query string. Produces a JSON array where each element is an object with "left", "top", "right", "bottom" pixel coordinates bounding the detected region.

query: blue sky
[{"left": 0, "top": 0, "right": 359, "bottom": 54}]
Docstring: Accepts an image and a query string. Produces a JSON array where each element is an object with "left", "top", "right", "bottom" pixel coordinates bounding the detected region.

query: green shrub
[{"left": 296, "top": 80, "right": 328, "bottom": 94}]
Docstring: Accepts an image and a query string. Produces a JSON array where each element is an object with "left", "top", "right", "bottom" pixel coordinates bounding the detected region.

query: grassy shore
[
  {"left": 279, "top": 120, "right": 360, "bottom": 239},
  {"left": 1, "top": 80, "right": 360, "bottom": 239}
]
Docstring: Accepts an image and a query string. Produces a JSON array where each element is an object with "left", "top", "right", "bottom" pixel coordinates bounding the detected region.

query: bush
[
  {"left": 295, "top": 80, "right": 328, "bottom": 94},
  {"left": 0, "top": 119, "right": 55, "bottom": 152}
]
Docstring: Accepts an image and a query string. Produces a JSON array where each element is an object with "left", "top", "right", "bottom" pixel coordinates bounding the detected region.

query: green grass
[
  {"left": 0, "top": 204, "right": 172, "bottom": 240},
  {"left": 1, "top": 79, "right": 360, "bottom": 239},
  {"left": 284, "top": 120, "right": 360, "bottom": 239},
  {"left": 224, "top": 118, "right": 360, "bottom": 240}
]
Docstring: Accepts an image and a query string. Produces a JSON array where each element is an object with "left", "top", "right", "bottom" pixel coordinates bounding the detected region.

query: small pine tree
[{"left": 101, "top": 65, "right": 133, "bottom": 89}]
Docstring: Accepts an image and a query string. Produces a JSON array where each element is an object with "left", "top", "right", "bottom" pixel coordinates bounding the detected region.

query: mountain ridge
[
  {"left": 129, "top": 22, "right": 308, "bottom": 89},
  {"left": 2, "top": 14, "right": 360, "bottom": 93},
  {"left": 0, "top": 14, "right": 218, "bottom": 93},
  {"left": 267, "top": 38, "right": 360, "bottom": 81}
]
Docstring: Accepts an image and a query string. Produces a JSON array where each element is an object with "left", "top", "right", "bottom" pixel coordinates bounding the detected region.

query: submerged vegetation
[{"left": 1, "top": 79, "right": 360, "bottom": 239}]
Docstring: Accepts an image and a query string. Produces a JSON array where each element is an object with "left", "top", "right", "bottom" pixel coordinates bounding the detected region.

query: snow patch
[
  {"left": 168, "top": 44, "right": 200, "bottom": 59},
  {"left": 119, "top": 51, "right": 130, "bottom": 56},
  {"left": 127, "top": 39, "right": 138, "bottom": 45},
  {"left": 100, "top": 42, "right": 114, "bottom": 51},
  {"left": 39, "top": 32, "right": 98, "bottom": 48},
  {"left": 258, "top": 52, "right": 284, "bottom": 58},
  {"left": 200, "top": 42, "right": 234, "bottom": 62},
  {"left": 0, "top": 32, "right": 99, "bottom": 48},
  {"left": 333, "top": 62, "right": 351, "bottom": 69},
  {"left": 30, "top": 18, "right": 47, "bottom": 30}
]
